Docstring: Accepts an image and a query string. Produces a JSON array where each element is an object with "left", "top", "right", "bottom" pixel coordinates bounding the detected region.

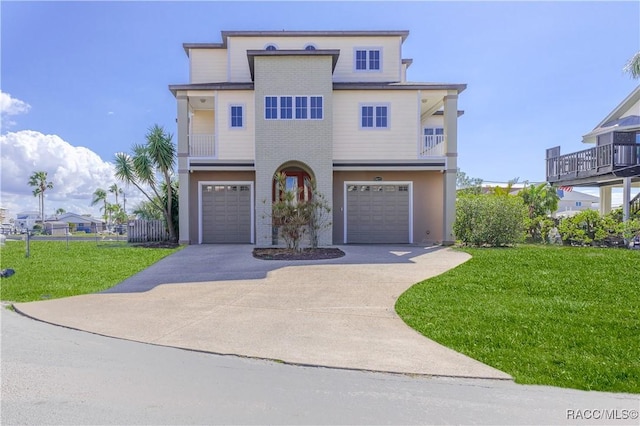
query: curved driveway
[{"left": 13, "top": 245, "right": 511, "bottom": 380}]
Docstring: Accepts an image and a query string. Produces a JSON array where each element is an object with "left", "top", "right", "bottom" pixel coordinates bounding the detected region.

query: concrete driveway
[{"left": 13, "top": 245, "right": 511, "bottom": 380}]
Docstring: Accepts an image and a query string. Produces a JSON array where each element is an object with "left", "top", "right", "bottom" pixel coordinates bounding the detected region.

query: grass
[
  {"left": 396, "top": 245, "right": 640, "bottom": 393},
  {"left": 0, "top": 240, "right": 181, "bottom": 302}
]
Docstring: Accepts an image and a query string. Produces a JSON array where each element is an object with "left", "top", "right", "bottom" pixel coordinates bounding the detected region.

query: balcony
[
  {"left": 419, "top": 134, "right": 446, "bottom": 158},
  {"left": 189, "top": 134, "right": 215, "bottom": 158},
  {"left": 546, "top": 141, "right": 640, "bottom": 184}
]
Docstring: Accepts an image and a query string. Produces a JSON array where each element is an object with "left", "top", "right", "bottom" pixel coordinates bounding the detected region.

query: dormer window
[
  {"left": 265, "top": 44, "right": 277, "bottom": 51},
  {"left": 304, "top": 44, "right": 317, "bottom": 51},
  {"left": 354, "top": 48, "right": 382, "bottom": 71}
]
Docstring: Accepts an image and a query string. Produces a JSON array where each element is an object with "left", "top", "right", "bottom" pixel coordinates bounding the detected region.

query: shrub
[
  {"left": 454, "top": 194, "right": 527, "bottom": 246},
  {"left": 557, "top": 210, "right": 640, "bottom": 247}
]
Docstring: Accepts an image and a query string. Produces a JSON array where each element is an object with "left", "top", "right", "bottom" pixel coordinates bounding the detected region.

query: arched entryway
[{"left": 272, "top": 162, "right": 315, "bottom": 202}]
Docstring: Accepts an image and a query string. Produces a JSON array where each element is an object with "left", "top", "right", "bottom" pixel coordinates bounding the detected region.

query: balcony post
[
  {"left": 177, "top": 94, "right": 190, "bottom": 244},
  {"left": 599, "top": 186, "right": 612, "bottom": 215},
  {"left": 442, "top": 93, "right": 458, "bottom": 245},
  {"left": 622, "top": 177, "right": 631, "bottom": 221}
]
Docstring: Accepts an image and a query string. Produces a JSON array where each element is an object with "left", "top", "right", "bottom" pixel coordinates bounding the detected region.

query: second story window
[
  {"left": 230, "top": 105, "right": 244, "bottom": 128},
  {"left": 265, "top": 44, "right": 277, "bottom": 51},
  {"left": 265, "top": 96, "right": 278, "bottom": 119},
  {"left": 295, "top": 96, "right": 307, "bottom": 119},
  {"left": 280, "top": 96, "right": 293, "bottom": 119},
  {"left": 265, "top": 96, "right": 324, "bottom": 120},
  {"left": 361, "top": 104, "right": 388, "bottom": 129},
  {"left": 355, "top": 48, "right": 382, "bottom": 71},
  {"left": 310, "top": 96, "right": 323, "bottom": 119}
]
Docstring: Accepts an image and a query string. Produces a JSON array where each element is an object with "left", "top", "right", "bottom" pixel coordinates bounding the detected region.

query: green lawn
[
  {"left": 0, "top": 240, "right": 181, "bottom": 302},
  {"left": 396, "top": 245, "right": 640, "bottom": 393}
]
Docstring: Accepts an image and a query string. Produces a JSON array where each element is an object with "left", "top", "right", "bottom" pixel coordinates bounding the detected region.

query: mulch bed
[
  {"left": 131, "top": 241, "right": 181, "bottom": 249},
  {"left": 253, "top": 247, "right": 345, "bottom": 260}
]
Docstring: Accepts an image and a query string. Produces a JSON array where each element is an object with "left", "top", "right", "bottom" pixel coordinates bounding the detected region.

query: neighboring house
[
  {"left": 15, "top": 211, "right": 41, "bottom": 232},
  {"left": 546, "top": 86, "right": 640, "bottom": 219},
  {"left": 554, "top": 190, "right": 600, "bottom": 217},
  {"left": 57, "top": 212, "right": 105, "bottom": 233},
  {"left": 43, "top": 221, "right": 69, "bottom": 236},
  {"left": 169, "top": 30, "right": 465, "bottom": 245}
]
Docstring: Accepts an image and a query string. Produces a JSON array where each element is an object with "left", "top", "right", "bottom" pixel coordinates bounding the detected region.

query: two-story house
[{"left": 169, "top": 30, "right": 466, "bottom": 246}]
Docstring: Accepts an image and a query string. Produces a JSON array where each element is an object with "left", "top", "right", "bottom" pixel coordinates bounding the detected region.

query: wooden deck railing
[
  {"left": 546, "top": 142, "right": 640, "bottom": 183},
  {"left": 631, "top": 192, "right": 640, "bottom": 216}
]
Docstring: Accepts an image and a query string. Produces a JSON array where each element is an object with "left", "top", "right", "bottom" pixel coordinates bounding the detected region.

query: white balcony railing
[
  {"left": 189, "top": 134, "right": 215, "bottom": 158},
  {"left": 419, "top": 134, "right": 446, "bottom": 157}
]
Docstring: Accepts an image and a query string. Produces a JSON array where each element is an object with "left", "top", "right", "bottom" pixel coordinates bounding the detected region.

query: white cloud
[
  {"left": 0, "top": 91, "right": 31, "bottom": 128},
  {"left": 0, "top": 130, "right": 144, "bottom": 219}
]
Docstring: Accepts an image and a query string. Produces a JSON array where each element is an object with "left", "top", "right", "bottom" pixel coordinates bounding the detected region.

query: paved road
[{"left": 3, "top": 309, "right": 638, "bottom": 425}]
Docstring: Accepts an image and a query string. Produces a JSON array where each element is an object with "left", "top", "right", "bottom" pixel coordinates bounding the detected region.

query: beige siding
[
  {"left": 333, "top": 90, "right": 418, "bottom": 160},
  {"left": 227, "top": 35, "right": 402, "bottom": 83},
  {"left": 192, "top": 110, "right": 214, "bottom": 134},
  {"left": 190, "top": 49, "right": 228, "bottom": 83},
  {"left": 216, "top": 91, "right": 256, "bottom": 160}
]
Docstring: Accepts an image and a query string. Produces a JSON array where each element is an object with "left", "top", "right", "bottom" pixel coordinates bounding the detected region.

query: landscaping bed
[{"left": 253, "top": 247, "right": 345, "bottom": 260}]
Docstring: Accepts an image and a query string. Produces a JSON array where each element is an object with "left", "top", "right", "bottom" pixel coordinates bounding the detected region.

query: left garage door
[{"left": 201, "top": 184, "right": 251, "bottom": 243}]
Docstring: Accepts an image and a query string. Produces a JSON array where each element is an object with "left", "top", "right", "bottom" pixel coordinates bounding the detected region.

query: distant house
[
  {"left": 554, "top": 190, "right": 599, "bottom": 217},
  {"left": 546, "top": 85, "right": 640, "bottom": 219},
  {"left": 43, "top": 221, "right": 69, "bottom": 236},
  {"left": 57, "top": 212, "right": 105, "bottom": 233},
  {"left": 15, "top": 211, "right": 41, "bottom": 231}
]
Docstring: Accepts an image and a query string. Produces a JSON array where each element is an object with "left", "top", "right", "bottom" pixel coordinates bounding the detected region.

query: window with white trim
[
  {"left": 360, "top": 104, "right": 388, "bottom": 129},
  {"left": 295, "top": 96, "right": 307, "bottom": 119},
  {"left": 355, "top": 48, "right": 381, "bottom": 71},
  {"left": 264, "top": 96, "right": 324, "bottom": 120},
  {"left": 310, "top": 96, "right": 323, "bottom": 119},
  {"left": 230, "top": 105, "right": 244, "bottom": 128},
  {"left": 265, "top": 96, "right": 277, "bottom": 119},
  {"left": 265, "top": 44, "right": 277, "bottom": 51},
  {"left": 280, "top": 96, "right": 293, "bottom": 119}
]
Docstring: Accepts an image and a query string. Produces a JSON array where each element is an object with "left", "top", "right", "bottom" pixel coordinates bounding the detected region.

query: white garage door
[
  {"left": 346, "top": 183, "right": 410, "bottom": 244},
  {"left": 201, "top": 184, "right": 252, "bottom": 243}
]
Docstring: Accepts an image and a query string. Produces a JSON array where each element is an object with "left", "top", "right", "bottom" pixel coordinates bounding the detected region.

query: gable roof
[
  {"left": 582, "top": 85, "right": 640, "bottom": 143},
  {"left": 58, "top": 212, "right": 104, "bottom": 224}
]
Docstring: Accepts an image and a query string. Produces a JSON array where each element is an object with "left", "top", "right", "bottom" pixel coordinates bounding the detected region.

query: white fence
[{"left": 127, "top": 220, "right": 168, "bottom": 243}]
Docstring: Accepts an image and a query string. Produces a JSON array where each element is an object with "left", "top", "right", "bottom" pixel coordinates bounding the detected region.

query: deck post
[
  {"left": 622, "top": 177, "right": 631, "bottom": 221},
  {"left": 599, "top": 186, "right": 612, "bottom": 216}
]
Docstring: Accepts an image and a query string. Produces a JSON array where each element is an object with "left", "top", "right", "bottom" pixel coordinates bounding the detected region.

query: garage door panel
[
  {"left": 201, "top": 184, "right": 252, "bottom": 244},
  {"left": 346, "top": 183, "right": 410, "bottom": 244}
]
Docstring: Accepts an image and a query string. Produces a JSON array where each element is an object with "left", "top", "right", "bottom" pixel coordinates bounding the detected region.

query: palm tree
[
  {"left": 109, "top": 183, "right": 123, "bottom": 207},
  {"left": 55, "top": 208, "right": 66, "bottom": 219},
  {"left": 91, "top": 188, "right": 109, "bottom": 224},
  {"left": 623, "top": 52, "right": 640, "bottom": 79},
  {"left": 114, "top": 124, "right": 177, "bottom": 242},
  {"left": 28, "top": 171, "right": 54, "bottom": 223}
]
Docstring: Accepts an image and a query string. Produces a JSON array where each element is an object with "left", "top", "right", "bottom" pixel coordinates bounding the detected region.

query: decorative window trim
[
  {"left": 359, "top": 103, "right": 390, "bottom": 129},
  {"left": 229, "top": 104, "right": 245, "bottom": 129},
  {"left": 354, "top": 47, "right": 383, "bottom": 72}
]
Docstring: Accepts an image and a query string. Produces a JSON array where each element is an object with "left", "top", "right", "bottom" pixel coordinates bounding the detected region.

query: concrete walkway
[{"left": 13, "top": 245, "right": 511, "bottom": 380}]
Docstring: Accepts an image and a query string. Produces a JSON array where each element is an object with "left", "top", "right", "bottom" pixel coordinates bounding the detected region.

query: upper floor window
[
  {"left": 304, "top": 44, "right": 317, "bottom": 51},
  {"left": 360, "top": 104, "right": 388, "bottom": 129},
  {"left": 295, "top": 96, "right": 308, "bottom": 119},
  {"left": 230, "top": 105, "right": 244, "bottom": 128},
  {"left": 280, "top": 96, "right": 293, "bottom": 119},
  {"left": 265, "top": 96, "right": 278, "bottom": 119},
  {"left": 265, "top": 95, "right": 324, "bottom": 120},
  {"left": 265, "top": 44, "right": 277, "bottom": 51},
  {"left": 310, "top": 96, "right": 323, "bottom": 119},
  {"left": 355, "top": 48, "right": 382, "bottom": 71}
]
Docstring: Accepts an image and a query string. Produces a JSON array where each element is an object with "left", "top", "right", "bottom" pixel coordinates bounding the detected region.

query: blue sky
[{"left": 1, "top": 1, "right": 639, "bottom": 217}]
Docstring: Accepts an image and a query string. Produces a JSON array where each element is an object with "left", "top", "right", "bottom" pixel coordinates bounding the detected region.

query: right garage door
[{"left": 346, "top": 183, "right": 410, "bottom": 244}]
